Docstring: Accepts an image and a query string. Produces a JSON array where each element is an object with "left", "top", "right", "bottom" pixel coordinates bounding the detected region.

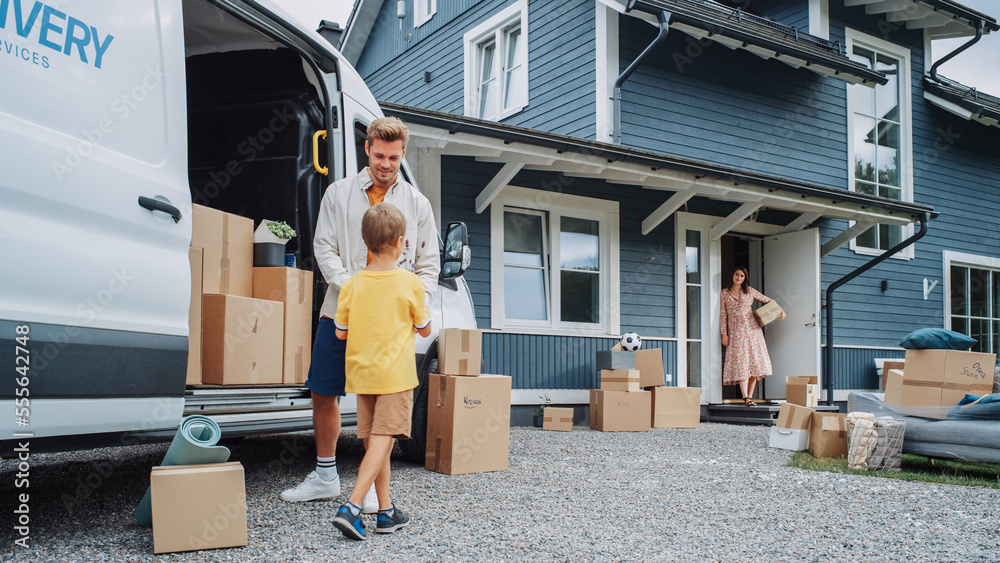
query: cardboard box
[
  {"left": 589, "top": 389, "right": 651, "bottom": 432},
  {"left": 202, "top": 295, "right": 284, "bottom": 385},
  {"left": 786, "top": 376, "right": 819, "bottom": 407},
  {"left": 883, "top": 369, "right": 909, "bottom": 406},
  {"left": 187, "top": 248, "right": 204, "bottom": 385},
  {"left": 650, "top": 386, "right": 700, "bottom": 428},
  {"left": 905, "top": 348, "right": 995, "bottom": 401},
  {"left": 542, "top": 407, "right": 573, "bottom": 431},
  {"left": 881, "top": 360, "right": 905, "bottom": 389},
  {"left": 150, "top": 462, "right": 247, "bottom": 554},
  {"left": 808, "top": 412, "right": 848, "bottom": 458},
  {"left": 600, "top": 369, "right": 640, "bottom": 392},
  {"left": 754, "top": 300, "right": 782, "bottom": 326},
  {"left": 425, "top": 373, "right": 511, "bottom": 475},
  {"left": 253, "top": 267, "right": 314, "bottom": 384},
  {"left": 635, "top": 348, "right": 666, "bottom": 388},
  {"left": 438, "top": 329, "right": 482, "bottom": 376},
  {"left": 596, "top": 350, "right": 636, "bottom": 370},
  {"left": 192, "top": 204, "right": 253, "bottom": 297},
  {"left": 776, "top": 402, "right": 814, "bottom": 430}
]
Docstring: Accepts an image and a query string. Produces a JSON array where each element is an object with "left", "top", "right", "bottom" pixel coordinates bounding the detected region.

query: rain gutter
[
  {"left": 823, "top": 212, "right": 930, "bottom": 406},
  {"left": 613, "top": 9, "right": 672, "bottom": 145}
]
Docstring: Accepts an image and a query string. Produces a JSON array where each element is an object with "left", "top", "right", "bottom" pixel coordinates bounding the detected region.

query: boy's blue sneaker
[
  {"left": 375, "top": 505, "right": 410, "bottom": 534},
  {"left": 332, "top": 504, "right": 366, "bottom": 541}
]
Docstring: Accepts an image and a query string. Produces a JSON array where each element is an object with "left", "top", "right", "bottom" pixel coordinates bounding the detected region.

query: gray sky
[{"left": 319, "top": 0, "right": 998, "bottom": 94}]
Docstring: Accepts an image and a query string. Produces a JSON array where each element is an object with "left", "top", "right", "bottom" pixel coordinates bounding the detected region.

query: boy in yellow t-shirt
[{"left": 331, "top": 202, "right": 431, "bottom": 541}]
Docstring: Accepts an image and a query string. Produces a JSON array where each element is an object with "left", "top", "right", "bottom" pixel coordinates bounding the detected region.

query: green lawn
[{"left": 789, "top": 451, "right": 1000, "bottom": 489}]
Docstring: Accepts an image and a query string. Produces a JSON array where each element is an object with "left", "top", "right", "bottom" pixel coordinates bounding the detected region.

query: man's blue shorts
[{"left": 305, "top": 317, "right": 346, "bottom": 397}]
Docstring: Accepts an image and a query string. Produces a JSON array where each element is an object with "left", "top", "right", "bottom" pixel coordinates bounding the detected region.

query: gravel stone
[{"left": 3, "top": 423, "right": 999, "bottom": 561}]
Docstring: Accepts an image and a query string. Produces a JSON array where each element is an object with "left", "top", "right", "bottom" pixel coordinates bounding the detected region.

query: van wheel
[{"left": 399, "top": 357, "right": 435, "bottom": 463}]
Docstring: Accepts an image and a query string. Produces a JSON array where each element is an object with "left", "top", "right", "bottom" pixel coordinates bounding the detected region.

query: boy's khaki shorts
[{"left": 356, "top": 389, "right": 414, "bottom": 440}]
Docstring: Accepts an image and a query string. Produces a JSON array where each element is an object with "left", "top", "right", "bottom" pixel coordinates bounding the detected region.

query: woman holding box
[{"left": 720, "top": 266, "right": 784, "bottom": 406}]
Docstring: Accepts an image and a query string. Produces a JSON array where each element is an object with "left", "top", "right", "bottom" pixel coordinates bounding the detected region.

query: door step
[{"left": 703, "top": 402, "right": 840, "bottom": 426}]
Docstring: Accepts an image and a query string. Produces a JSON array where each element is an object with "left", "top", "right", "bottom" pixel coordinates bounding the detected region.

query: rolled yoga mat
[{"left": 133, "top": 415, "right": 231, "bottom": 527}]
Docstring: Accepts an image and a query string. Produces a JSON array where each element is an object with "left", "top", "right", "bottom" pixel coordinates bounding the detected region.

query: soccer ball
[{"left": 620, "top": 332, "right": 642, "bottom": 351}]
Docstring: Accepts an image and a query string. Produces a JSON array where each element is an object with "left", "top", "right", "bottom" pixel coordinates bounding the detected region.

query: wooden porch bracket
[
  {"left": 821, "top": 221, "right": 875, "bottom": 257},
  {"left": 779, "top": 211, "right": 823, "bottom": 234},
  {"left": 475, "top": 162, "right": 524, "bottom": 214},
  {"left": 710, "top": 201, "right": 762, "bottom": 240},
  {"left": 642, "top": 190, "right": 695, "bottom": 235}
]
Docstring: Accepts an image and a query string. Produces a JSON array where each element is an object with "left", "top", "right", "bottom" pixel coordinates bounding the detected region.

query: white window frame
[
  {"left": 415, "top": 0, "right": 436, "bottom": 27},
  {"left": 943, "top": 250, "right": 1000, "bottom": 354},
  {"left": 845, "top": 29, "right": 914, "bottom": 260},
  {"left": 463, "top": 0, "right": 528, "bottom": 121},
  {"left": 490, "top": 186, "right": 620, "bottom": 336}
]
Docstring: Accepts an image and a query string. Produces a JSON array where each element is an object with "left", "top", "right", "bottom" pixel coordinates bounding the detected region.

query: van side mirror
[{"left": 441, "top": 221, "right": 470, "bottom": 280}]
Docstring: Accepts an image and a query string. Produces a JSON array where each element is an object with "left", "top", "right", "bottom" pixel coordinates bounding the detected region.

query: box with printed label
[
  {"left": 635, "top": 348, "right": 666, "bottom": 388},
  {"left": 438, "top": 329, "right": 483, "bottom": 376},
  {"left": 191, "top": 205, "right": 253, "bottom": 297},
  {"left": 650, "top": 386, "right": 700, "bottom": 428},
  {"left": 905, "top": 349, "right": 995, "bottom": 409},
  {"left": 202, "top": 295, "right": 283, "bottom": 385},
  {"left": 187, "top": 248, "right": 204, "bottom": 385},
  {"left": 542, "top": 407, "right": 573, "bottom": 431},
  {"left": 786, "top": 376, "right": 819, "bottom": 407},
  {"left": 150, "top": 462, "right": 247, "bottom": 554},
  {"left": 600, "top": 369, "right": 640, "bottom": 392},
  {"left": 253, "top": 267, "right": 313, "bottom": 384},
  {"left": 589, "top": 389, "right": 651, "bottom": 432},
  {"left": 425, "top": 373, "right": 511, "bottom": 475},
  {"left": 808, "top": 412, "right": 848, "bottom": 458}
]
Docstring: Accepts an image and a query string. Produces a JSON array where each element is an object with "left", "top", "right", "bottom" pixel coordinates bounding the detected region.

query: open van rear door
[{"left": 0, "top": 1, "right": 191, "bottom": 447}]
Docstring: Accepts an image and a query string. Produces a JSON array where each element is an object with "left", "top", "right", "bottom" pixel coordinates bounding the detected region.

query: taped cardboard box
[
  {"left": 595, "top": 350, "right": 636, "bottom": 370},
  {"left": 425, "top": 373, "right": 511, "bottom": 475},
  {"left": 192, "top": 205, "right": 253, "bottom": 297},
  {"left": 650, "top": 386, "right": 700, "bottom": 428},
  {"left": 600, "top": 369, "right": 640, "bottom": 392},
  {"left": 438, "top": 329, "right": 483, "bottom": 376},
  {"left": 882, "top": 368, "right": 941, "bottom": 411},
  {"left": 768, "top": 403, "right": 814, "bottom": 451},
  {"left": 881, "top": 360, "right": 905, "bottom": 389},
  {"left": 187, "top": 248, "right": 203, "bottom": 385},
  {"left": 753, "top": 300, "right": 783, "bottom": 327},
  {"left": 786, "top": 376, "right": 819, "bottom": 407},
  {"left": 202, "top": 295, "right": 283, "bottom": 385},
  {"left": 808, "top": 412, "right": 848, "bottom": 458},
  {"left": 252, "top": 267, "right": 313, "bottom": 384},
  {"left": 542, "top": 407, "right": 573, "bottom": 431},
  {"left": 150, "top": 462, "right": 246, "bottom": 554},
  {"left": 635, "top": 348, "right": 666, "bottom": 388},
  {"left": 905, "top": 349, "right": 995, "bottom": 410},
  {"left": 589, "top": 389, "right": 651, "bottom": 432}
]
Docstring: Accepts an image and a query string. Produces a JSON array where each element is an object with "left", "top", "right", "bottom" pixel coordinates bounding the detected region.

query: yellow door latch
[{"left": 312, "top": 130, "right": 328, "bottom": 175}]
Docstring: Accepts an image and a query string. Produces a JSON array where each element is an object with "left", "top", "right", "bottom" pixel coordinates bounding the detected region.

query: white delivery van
[{"left": 0, "top": 0, "right": 476, "bottom": 461}]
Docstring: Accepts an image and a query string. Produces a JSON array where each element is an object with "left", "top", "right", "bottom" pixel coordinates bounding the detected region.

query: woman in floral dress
[{"left": 720, "top": 266, "right": 784, "bottom": 406}]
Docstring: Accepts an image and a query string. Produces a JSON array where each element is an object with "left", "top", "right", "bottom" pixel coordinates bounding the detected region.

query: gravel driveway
[{"left": 3, "top": 422, "right": 999, "bottom": 561}]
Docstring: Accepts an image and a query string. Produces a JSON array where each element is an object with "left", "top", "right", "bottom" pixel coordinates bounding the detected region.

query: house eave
[
  {"left": 924, "top": 76, "right": 1000, "bottom": 129},
  {"left": 382, "top": 102, "right": 936, "bottom": 228}
]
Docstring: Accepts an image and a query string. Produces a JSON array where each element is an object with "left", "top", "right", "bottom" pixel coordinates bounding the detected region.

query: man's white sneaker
[
  {"left": 279, "top": 471, "right": 340, "bottom": 502},
  {"left": 362, "top": 483, "right": 379, "bottom": 514}
]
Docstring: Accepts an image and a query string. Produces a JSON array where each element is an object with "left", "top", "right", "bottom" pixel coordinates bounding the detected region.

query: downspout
[
  {"left": 929, "top": 20, "right": 984, "bottom": 82},
  {"left": 614, "top": 9, "right": 671, "bottom": 145},
  {"left": 823, "top": 212, "right": 930, "bottom": 406}
]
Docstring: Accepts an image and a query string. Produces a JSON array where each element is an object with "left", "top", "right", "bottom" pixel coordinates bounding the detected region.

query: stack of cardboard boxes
[
  {"left": 189, "top": 204, "right": 312, "bottom": 386},
  {"left": 425, "top": 329, "right": 512, "bottom": 475},
  {"left": 590, "top": 347, "right": 700, "bottom": 431},
  {"left": 884, "top": 348, "right": 996, "bottom": 418},
  {"left": 768, "top": 402, "right": 849, "bottom": 458}
]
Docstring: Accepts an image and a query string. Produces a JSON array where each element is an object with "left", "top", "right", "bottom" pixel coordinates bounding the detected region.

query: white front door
[{"left": 761, "top": 229, "right": 821, "bottom": 400}]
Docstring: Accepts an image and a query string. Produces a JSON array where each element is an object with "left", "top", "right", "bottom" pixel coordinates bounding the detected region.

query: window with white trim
[
  {"left": 946, "top": 251, "right": 1000, "bottom": 354},
  {"left": 415, "top": 0, "right": 436, "bottom": 27},
  {"left": 490, "top": 187, "right": 619, "bottom": 334},
  {"left": 846, "top": 30, "right": 913, "bottom": 258},
  {"left": 464, "top": 0, "right": 528, "bottom": 121}
]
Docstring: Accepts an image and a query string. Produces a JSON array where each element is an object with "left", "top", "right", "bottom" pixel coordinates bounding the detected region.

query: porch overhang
[
  {"left": 924, "top": 75, "right": 1000, "bottom": 129},
  {"left": 382, "top": 103, "right": 936, "bottom": 240},
  {"left": 609, "top": 0, "right": 888, "bottom": 86},
  {"left": 844, "top": 0, "right": 999, "bottom": 40}
]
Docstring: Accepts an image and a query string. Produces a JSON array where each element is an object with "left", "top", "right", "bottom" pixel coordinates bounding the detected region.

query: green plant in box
[{"left": 266, "top": 220, "right": 297, "bottom": 240}]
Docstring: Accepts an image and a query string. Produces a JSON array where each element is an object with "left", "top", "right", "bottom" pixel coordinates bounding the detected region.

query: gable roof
[
  {"left": 924, "top": 75, "right": 1000, "bottom": 129},
  {"left": 621, "top": 0, "right": 887, "bottom": 85},
  {"left": 340, "top": 0, "right": 380, "bottom": 64}
]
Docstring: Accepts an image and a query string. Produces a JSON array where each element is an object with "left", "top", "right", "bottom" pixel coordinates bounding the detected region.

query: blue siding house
[{"left": 341, "top": 0, "right": 1000, "bottom": 408}]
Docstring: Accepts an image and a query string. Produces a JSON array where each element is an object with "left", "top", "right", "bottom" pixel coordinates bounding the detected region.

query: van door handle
[{"left": 138, "top": 196, "right": 182, "bottom": 223}]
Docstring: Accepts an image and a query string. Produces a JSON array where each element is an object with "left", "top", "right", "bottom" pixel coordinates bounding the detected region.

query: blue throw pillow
[{"left": 899, "top": 328, "right": 977, "bottom": 350}]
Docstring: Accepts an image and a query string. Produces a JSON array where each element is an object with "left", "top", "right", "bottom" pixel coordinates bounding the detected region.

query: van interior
[{"left": 181, "top": 0, "right": 330, "bottom": 309}]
